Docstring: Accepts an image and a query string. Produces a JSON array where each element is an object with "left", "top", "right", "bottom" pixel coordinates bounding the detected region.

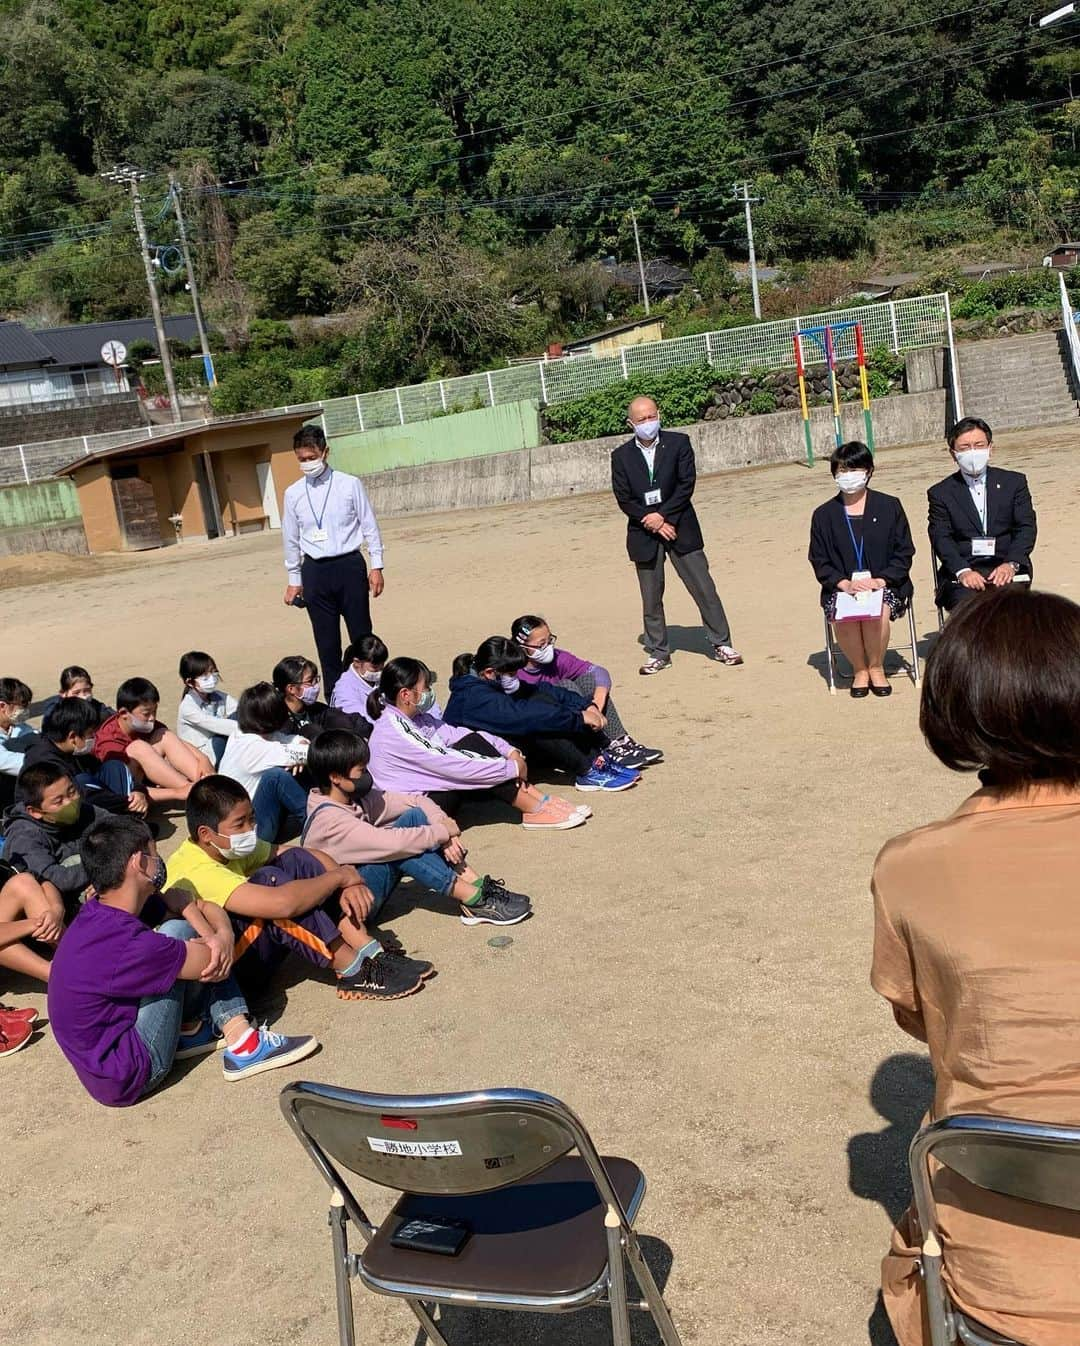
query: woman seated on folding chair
[
  {"left": 808, "top": 441, "right": 914, "bottom": 698},
  {"left": 872, "top": 586, "right": 1080, "bottom": 1346}
]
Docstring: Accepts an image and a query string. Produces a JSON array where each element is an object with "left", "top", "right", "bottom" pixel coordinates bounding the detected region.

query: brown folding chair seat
[{"left": 280, "top": 1081, "right": 684, "bottom": 1346}]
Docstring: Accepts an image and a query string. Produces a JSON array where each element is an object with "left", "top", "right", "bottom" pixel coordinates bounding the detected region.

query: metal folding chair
[
  {"left": 930, "top": 547, "right": 1032, "bottom": 632},
  {"left": 822, "top": 593, "right": 921, "bottom": 694},
  {"left": 280, "top": 1081, "right": 685, "bottom": 1346},
  {"left": 910, "top": 1114, "right": 1080, "bottom": 1346}
]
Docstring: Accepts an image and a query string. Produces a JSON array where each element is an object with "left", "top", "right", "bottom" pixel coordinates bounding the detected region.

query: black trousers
[
  {"left": 426, "top": 732, "right": 520, "bottom": 818},
  {"left": 301, "top": 552, "right": 372, "bottom": 690}
]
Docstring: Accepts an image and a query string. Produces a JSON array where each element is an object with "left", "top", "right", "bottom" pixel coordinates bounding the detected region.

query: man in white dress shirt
[{"left": 282, "top": 425, "right": 385, "bottom": 689}]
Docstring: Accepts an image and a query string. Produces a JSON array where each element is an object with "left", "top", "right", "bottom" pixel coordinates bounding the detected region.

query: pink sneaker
[
  {"left": 522, "top": 800, "right": 587, "bottom": 830},
  {"left": 541, "top": 794, "right": 592, "bottom": 820}
]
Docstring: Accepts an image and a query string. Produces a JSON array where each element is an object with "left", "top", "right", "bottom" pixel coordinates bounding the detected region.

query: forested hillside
[{"left": 1, "top": 0, "right": 1077, "bottom": 404}]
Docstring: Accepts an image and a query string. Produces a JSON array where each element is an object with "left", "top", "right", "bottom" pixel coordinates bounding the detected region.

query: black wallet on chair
[{"left": 390, "top": 1215, "right": 471, "bottom": 1256}]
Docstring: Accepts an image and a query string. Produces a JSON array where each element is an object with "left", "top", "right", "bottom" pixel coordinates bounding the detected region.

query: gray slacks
[{"left": 636, "top": 546, "right": 731, "bottom": 658}]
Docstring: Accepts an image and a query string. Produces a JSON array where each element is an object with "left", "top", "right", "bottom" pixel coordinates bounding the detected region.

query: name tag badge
[
  {"left": 306, "top": 527, "right": 329, "bottom": 543},
  {"left": 644, "top": 489, "right": 662, "bottom": 506},
  {"left": 851, "top": 570, "right": 872, "bottom": 603},
  {"left": 971, "top": 537, "right": 996, "bottom": 558}
]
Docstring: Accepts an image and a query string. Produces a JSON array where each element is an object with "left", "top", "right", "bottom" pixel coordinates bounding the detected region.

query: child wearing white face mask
[
  {"left": 330, "top": 634, "right": 390, "bottom": 723},
  {"left": 165, "top": 775, "right": 428, "bottom": 1002},
  {"left": 0, "top": 677, "right": 36, "bottom": 811},
  {"left": 510, "top": 615, "right": 663, "bottom": 771},
  {"left": 177, "top": 651, "right": 239, "bottom": 766}
]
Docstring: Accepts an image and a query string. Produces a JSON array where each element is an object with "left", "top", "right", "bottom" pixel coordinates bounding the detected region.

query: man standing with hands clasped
[
  {"left": 611, "top": 396, "right": 743, "bottom": 674},
  {"left": 282, "top": 424, "right": 385, "bottom": 691}
]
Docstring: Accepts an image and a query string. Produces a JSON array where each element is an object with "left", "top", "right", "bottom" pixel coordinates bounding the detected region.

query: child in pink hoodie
[{"left": 303, "top": 731, "right": 534, "bottom": 928}]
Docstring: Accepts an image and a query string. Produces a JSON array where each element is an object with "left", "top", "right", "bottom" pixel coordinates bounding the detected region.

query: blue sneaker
[
  {"left": 222, "top": 1026, "right": 319, "bottom": 1082},
  {"left": 574, "top": 763, "right": 639, "bottom": 792},
  {"left": 175, "top": 1019, "right": 219, "bottom": 1060}
]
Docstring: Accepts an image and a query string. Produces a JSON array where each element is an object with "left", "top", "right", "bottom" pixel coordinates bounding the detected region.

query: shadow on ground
[
  {"left": 849, "top": 1053, "right": 935, "bottom": 1346},
  {"left": 404, "top": 1235, "right": 675, "bottom": 1346}
]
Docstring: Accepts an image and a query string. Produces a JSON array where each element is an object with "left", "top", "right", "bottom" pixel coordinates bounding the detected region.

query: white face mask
[
  {"left": 6, "top": 706, "right": 29, "bottom": 725},
  {"left": 528, "top": 643, "right": 556, "bottom": 665},
  {"left": 954, "top": 448, "right": 990, "bottom": 477},
  {"left": 498, "top": 675, "right": 520, "bottom": 695},
  {"left": 299, "top": 457, "right": 328, "bottom": 477},
  {"left": 215, "top": 827, "right": 259, "bottom": 860},
  {"left": 835, "top": 470, "right": 869, "bottom": 495},
  {"left": 128, "top": 715, "right": 155, "bottom": 735},
  {"left": 632, "top": 417, "right": 660, "bottom": 443},
  {"left": 81, "top": 735, "right": 96, "bottom": 755},
  {"left": 356, "top": 668, "right": 382, "bottom": 686},
  {"left": 195, "top": 673, "right": 220, "bottom": 693}
]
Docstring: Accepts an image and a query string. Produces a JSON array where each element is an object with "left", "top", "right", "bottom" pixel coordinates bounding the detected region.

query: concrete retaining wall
[
  {"left": 0, "top": 519, "right": 88, "bottom": 557},
  {"left": 0, "top": 479, "right": 81, "bottom": 530},
  {"left": 331, "top": 399, "right": 541, "bottom": 476},
  {"left": 366, "top": 389, "right": 947, "bottom": 517}
]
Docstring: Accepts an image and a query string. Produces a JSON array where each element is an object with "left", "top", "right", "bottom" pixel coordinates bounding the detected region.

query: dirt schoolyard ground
[{"left": 3, "top": 424, "right": 1078, "bottom": 1346}]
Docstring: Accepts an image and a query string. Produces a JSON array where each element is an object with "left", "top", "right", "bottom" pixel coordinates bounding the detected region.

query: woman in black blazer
[{"left": 808, "top": 442, "right": 915, "bottom": 698}]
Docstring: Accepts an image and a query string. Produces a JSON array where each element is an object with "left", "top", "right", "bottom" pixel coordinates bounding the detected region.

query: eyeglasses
[{"left": 519, "top": 632, "right": 556, "bottom": 651}]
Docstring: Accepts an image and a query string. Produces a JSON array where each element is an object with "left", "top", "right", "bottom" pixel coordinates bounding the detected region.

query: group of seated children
[{"left": 0, "top": 615, "right": 661, "bottom": 1084}]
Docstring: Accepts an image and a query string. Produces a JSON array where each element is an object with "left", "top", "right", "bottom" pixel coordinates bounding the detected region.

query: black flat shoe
[
  {"left": 870, "top": 683, "right": 892, "bottom": 697},
  {"left": 850, "top": 685, "right": 871, "bottom": 698}
]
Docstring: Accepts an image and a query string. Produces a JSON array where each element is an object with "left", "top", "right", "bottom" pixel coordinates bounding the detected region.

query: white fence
[{"left": 1, "top": 294, "right": 949, "bottom": 486}]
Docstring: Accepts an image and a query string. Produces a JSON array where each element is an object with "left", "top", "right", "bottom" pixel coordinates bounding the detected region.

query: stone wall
[{"left": 0, "top": 395, "right": 146, "bottom": 448}]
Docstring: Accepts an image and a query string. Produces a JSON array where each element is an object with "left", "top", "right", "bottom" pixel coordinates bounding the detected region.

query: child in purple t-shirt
[
  {"left": 47, "top": 815, "right": 318, "bottom": 1106},
  {"left": 510, "top": 615, "right": 664, "bottom": 772}
]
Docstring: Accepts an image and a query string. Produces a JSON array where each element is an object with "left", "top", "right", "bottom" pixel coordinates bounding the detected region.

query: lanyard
[
  {"left": 305, "top": 468, "right": 334, "bottom": 532},
  {"left": 844, "top": 510, "right": 866, "bottom": 572}
]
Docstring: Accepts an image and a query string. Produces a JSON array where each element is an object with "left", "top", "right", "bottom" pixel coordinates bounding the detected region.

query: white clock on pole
[{"left": 100, "top": 339, "right": 128, "bottom": 367}]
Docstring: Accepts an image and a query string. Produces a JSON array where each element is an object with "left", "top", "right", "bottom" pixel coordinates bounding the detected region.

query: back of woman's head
[
  {"left": 920, "top": 587, "right": 1080, "bottom": 791},
  {"left": 369, "top": 656, "right": 430, "bottom": 720},
  {"left": 237, "top": 681, "right": 289, "bottom": 735},
  {"left": 464, "top": 636, "right": 527, "bottom": 679}
]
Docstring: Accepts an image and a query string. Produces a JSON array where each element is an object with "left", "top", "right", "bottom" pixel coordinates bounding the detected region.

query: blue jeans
[
  {"left": 358, "top": 808, "right": 459, "bottom": 914},
  {"left": 252, "top": 767, "right": 309, "bottom": 842},
  {"left": 133, "top": 920, "right": 248, "bottom": 1096}
]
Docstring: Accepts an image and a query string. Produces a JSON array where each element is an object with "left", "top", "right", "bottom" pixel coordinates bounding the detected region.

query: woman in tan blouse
[{"left": 872, "top": 586, "right": 1080, "bottom": 1346}]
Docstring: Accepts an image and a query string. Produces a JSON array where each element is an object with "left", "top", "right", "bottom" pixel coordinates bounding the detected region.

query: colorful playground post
[
  {"left": 794, "top": 319, "right": 876, "bottom": 467},
  {"left": 854, "top": 322, "right": 875, "bottom": 453},
  {"left": 793, "top": 332, "right": 813, "bottom": 466}
]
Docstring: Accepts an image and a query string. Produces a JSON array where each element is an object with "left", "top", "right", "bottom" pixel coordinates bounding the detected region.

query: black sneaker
[
  {"left": 606, "top": 737, "right": 664, "bottom": 769},
  {"left": 381, "top": 949, "right": 436, "bottom": 981},
  {"left": 460, "top": 878, "right": 532, "bottom": 926},
  {"left": 337, "top": 951, "right": 425, "bottom": 1001}
]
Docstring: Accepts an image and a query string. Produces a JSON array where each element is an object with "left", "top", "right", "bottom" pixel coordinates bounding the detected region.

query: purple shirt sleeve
[{"left": 553, "top": 648, "right": 612, "bottom": 688}]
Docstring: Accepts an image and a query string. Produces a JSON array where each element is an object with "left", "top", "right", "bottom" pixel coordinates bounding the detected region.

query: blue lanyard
[
  {"left": 305, "top": 468, "right": 334, "bottom": 531},
  {"left": 843, "top": 510, "right": 866, "bottom": 572}
]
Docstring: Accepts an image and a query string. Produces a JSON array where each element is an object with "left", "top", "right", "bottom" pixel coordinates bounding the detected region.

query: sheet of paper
[{"left": 834, "top": 588, "right": 884, "bottom": 622}]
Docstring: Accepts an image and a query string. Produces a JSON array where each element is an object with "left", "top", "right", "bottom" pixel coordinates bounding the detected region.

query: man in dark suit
[
  {"left": 611, "top": 396, "right": 742, "bottom": 674},
  {"left": 928, "top": 416, "right": 1036, "bottom": 612}
]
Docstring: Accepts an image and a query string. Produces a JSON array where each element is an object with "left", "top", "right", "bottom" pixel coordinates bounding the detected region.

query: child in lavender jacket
[
  {"left": 510, "top": 615, "right": 663, "bottom": 772},
  {"left": 366, "top": 658, "right": 586, "bottom": 831}
]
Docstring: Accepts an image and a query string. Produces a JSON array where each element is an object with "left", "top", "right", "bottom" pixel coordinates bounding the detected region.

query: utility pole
[
  {"left": 630, "top": 208, "right": 651, "bottom": 316},
  {"left": 168, "top": 174, "right": 216, "bottom": 387},
  {"left": 101, "top": 164, "right": 182, "bottom": 422},
  {"left": 733, "top": 181, "right": 762, "bottom": 321}
]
